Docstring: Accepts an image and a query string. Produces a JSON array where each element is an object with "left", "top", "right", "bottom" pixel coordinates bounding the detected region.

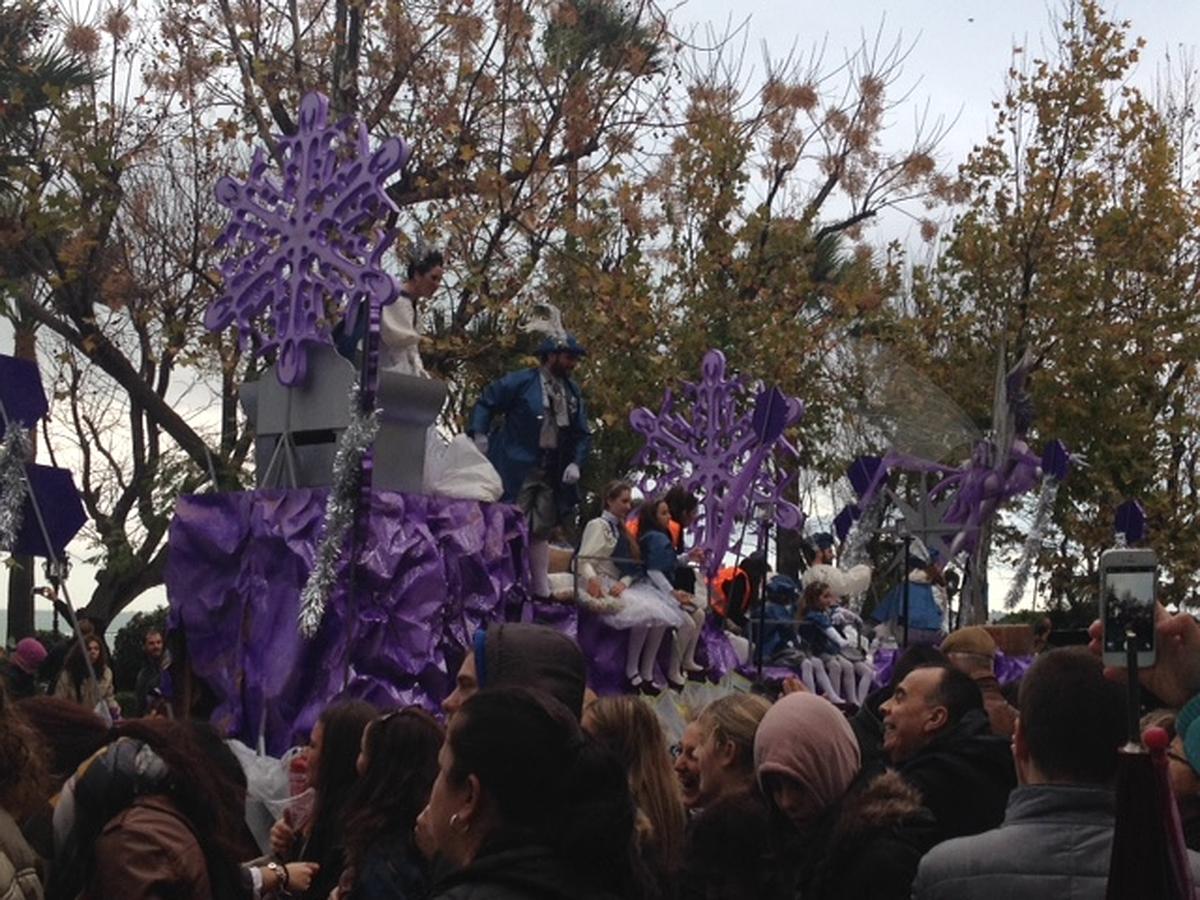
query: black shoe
[
  {"left": 625, "top": 674, "right": 645, "bottom": 693},
  {"left": 667, "top": 677, "right": 686, "bottom": 692},
  {"left": 639, "top": 680, "right": 663, "bottom": 697}
]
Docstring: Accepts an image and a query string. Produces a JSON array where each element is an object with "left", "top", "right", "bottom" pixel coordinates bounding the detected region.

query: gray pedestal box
[{"left": 241, "top": 346, "right": 447, "bottom": 492}]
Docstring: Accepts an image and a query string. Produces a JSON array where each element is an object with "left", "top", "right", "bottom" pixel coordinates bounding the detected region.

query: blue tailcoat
[{"left": 468, "top": 367, "right": 592, "bottom": 504}]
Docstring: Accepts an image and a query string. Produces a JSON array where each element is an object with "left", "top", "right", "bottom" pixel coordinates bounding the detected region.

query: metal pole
[
  {"left": 901, "top": 533, "right": 912, "bottom": 649},
  {"left": 0, "top": 402, "right": 102, "bottom": 715},
  {"left": 755, "top": 523, "right": 770, "bottom": 684}
]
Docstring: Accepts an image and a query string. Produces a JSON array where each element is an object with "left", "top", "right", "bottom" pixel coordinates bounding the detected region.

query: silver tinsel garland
[
  {"left": 840, "top": 488, "right": 888, "bottom": 568},
  {"left": 0, "top": 425, "right": 31, "bottom": 550},
  {"left": 298, "top": 393, "right": 379, "bottom": 638},
  {"left": 1002, "top": 477, "right": 1059, "bottom": 610}
]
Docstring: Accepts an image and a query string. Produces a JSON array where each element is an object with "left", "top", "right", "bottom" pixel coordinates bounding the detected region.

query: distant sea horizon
[{"left": 0, "top": 608, "right": 140, "bottom": 647}]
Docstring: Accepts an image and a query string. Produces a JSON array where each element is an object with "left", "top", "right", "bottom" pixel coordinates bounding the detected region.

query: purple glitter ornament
[
  {"left": 630, "top": 350, "right": 805, "bottom": 577},
  {"left": 1115, "top": 500, "right": 1146, "bottom": 545},
  {"left": 205, "top": 92, "right": 412, "bottom": 386}
]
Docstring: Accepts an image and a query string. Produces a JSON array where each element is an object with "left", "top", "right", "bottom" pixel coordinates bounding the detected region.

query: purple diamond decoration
[
  {"left": 848, "top": 456, "right": 884, "bottom": 498},
  {"left": 204, "top": 92, "right": 412, "bottom": 386},
  {"left": 1115, "top": 500, "right": 1146, "bottom": 545},
  {"left": 10, "top": 465, "right": 86, "bottom": 557},
  {"left": 0, "top": 357, "right": 48, "bottom": 436},
  {"left": 833, "top": 504, "right": 860, "bottom": 542},
  {"left": 1041, "top": 439, "right": 1071, "bottom": 481}
]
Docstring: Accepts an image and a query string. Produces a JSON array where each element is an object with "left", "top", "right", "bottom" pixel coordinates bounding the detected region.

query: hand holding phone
[{"left": 1100, "top": 548, "right": 1157, "bottom": 668}]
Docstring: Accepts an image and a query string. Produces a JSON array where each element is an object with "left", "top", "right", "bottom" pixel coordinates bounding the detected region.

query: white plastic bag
[
  {"left": 226, "top": 739, "right": 292, "bottom": 854},
  {"left": 424, "top": 433, "right": 504, "bottom": 501}
]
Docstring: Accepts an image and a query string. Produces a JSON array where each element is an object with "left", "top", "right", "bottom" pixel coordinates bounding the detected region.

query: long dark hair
[
  {"left": 449, "top": 687, "right": 646, "bottom": 897},
  {"left": 636, "top": 496, "right": 670, "bottom": 539},
  {"left": 110, "top": 718, "right": 252, "bottom": 898},
  {"left": 0, "top": 687, "right": 49, "bottom": 821},
  {"left": 664, "top": 486, "right": 699, "bottom": 527},
  {"left": 342, "top": 707, "right": 443, "bottom": 871},
  {"left": 16, "top": 696, "right": 114, "bottom": 790},
  {"left": 304, "top": 700, "right": 375, "bottom": 896},
  {"left": 65, "top": 636, "right": 108, "bottom": 694}
]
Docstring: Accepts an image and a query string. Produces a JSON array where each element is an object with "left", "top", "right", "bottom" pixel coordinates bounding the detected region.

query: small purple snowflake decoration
[
  {"left": 630, "top": 350, "right": 806, "bottom": 577},
  {"left": 205, "top": 92, "right": 412, "bottom": 386}
]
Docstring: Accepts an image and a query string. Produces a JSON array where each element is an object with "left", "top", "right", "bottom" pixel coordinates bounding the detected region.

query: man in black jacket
[
  {"left": 133, "top": 628, "right": 170, "bottom": 716},
  {"left": 881, "top": 663, "right": 1016, "bottom": 842}
]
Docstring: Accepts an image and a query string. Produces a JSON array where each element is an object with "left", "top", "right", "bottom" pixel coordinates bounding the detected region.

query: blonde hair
[
  {"left": 696, "top": 693, "right": 772, "bottom": 775},
  {"left": 585, "top": 696, "right": 685, "bottom": 873}
]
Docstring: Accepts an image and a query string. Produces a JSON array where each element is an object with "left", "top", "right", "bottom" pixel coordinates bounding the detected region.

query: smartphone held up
[{"left": 1100, "top": 547, "right": 1157, "bottom": 668}]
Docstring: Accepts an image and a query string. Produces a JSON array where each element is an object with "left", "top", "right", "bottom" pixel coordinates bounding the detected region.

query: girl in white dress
[{"left": 576, "top": 483, "right": 695, "bottom": 692}]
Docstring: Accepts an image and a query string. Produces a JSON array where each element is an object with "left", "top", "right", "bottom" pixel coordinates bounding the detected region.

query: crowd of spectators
[{"left": 2, "top": 603, "right": 1200, "bottom": 899}]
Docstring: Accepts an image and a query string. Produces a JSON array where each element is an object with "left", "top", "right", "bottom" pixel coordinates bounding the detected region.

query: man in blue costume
[
  {"left": 870, "top": 554, "right": 946, "bottom": 645},
  {"left": 469, "top": 334, "right": 591, "bottom": 600}
]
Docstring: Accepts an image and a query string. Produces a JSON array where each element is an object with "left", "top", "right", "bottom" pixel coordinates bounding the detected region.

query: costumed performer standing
[
  {"left": 869, "top": 553, "right": 947, "bottom": 646},
  {"left": 469, "top": 306, "right": 591, "bottom": 601},
  {"left": 335, "top": 241, "right": 445, "bottom": 376}
]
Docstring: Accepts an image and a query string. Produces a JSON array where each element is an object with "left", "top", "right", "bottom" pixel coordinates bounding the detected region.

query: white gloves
[
  {"left": 562, "top": 463, "right": 581, "bottom": 485},
  {"left": 473, "top": 433, "right": 489, "bottom": 455}
]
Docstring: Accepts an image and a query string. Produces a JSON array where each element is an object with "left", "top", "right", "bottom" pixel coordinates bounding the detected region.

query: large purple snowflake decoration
[
  {"left": 630, "top": 350, "right": 806, "bottom": 577},
  {"left": 205, "top": 92, "right": 412, "bottom": 386}
]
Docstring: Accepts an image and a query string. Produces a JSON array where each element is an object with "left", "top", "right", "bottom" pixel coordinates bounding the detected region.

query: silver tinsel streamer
[
  {"left": 1003, "top": 477, "right": 1059, "bottom": 610},
  {"left": 840, "top": 488, "right": 888, "bottom": 568},
  {"left": 0, "top": 425, "right": 31, "bottom": 550},
  {"left": 298, "top": 393, "right": 380, "bottom": 637}
]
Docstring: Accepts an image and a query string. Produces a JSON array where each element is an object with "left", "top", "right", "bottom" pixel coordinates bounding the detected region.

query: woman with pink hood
[{"left": 753, "top": 693, "right": 937, "bottom": 900}]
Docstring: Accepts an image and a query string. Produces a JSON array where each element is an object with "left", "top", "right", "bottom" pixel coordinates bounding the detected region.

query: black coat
[
  {"left": 896, "top": 708, "right": 1016, "bottom": 844},
  {"left": 792, "top": 770, "right": 939, "bottom": 900},
  {"left": 432, "top": 844, "right": 624, "bottom": 900},
  {"left": 849, "top": 688, "right": 889, "bottom": 778}
]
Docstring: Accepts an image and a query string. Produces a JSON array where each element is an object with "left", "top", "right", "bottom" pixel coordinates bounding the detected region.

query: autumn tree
[
  {"left": 908, "top": 0, "right": 1200, "bottom": 612},
  {"left": 1, "top": 6, "right": 259, "bottom": 623},
  {"left": 1, "top": 0, "right": 954, "bottom": 618},
  {"left": 0, "top": 0, "right": 93, "bottom": 637}
]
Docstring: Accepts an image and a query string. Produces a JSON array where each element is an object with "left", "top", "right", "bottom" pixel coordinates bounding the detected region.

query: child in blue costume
[
  {"left": 802, "top": 581, "right": 873, "bottom": 705},
  {"left": 576, "top": 481, "right": 681, "bottom": 631},
  {"left": 624, "top": 497, "right": 703, "bottom": 692}
]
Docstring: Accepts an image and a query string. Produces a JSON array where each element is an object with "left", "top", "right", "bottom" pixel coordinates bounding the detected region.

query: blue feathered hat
[{"left": 537, "top": 333, "right": 587, "bottom": 358}]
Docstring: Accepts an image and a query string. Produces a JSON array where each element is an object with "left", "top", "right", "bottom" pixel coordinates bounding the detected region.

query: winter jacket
[
  {"left": 789, "top": 770, "right": 938, "bottom": 900},
  {"left": 133, "top": 651, "right": 170, "bottom": 717},
  {"left": 895, "top": 708, "right": 1016, "bottom": 844},
  {"left": 431, "top": 844, "right": 622, "bottom": 900},
  {"left": 468, "top": 367, "right": 591, "bottom": 504},
  {"left": 849, "top": 689, "right": 889, "bottom": 778},
  {"left": 913, "top": 784, "right": 1200, "bottom": 900},
  {"left": 348, "top": 830, "right": 428, "bottom": 900},
  {"left": 85, "top": 794, "right": 212, "bottom": 900},
  {"left": 0, "top": 808, "right": 41, "bottom": 900},
  {"left": 53, "top": 665, "right": 117, "bottom": 716}
]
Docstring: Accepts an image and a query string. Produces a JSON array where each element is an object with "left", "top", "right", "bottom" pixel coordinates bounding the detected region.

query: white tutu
[{"left": 579, "top": 574, "right": 691, "bottom": 630}]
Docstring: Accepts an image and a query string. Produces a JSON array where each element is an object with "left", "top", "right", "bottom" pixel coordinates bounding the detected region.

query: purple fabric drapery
[
  {"left": 872, "top": 646, "right": 1034, "bottom": 690},
  {"left": 166, "top": 488, "right": 528, "bottom": 754}
]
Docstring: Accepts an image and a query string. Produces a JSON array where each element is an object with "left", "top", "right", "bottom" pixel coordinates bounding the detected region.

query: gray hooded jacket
[{"left": 913, "top": 784, "right": 1200, "bottom": 900}]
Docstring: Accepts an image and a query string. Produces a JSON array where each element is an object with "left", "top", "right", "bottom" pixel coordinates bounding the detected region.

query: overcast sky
[{"left": 675, "top": 0, "right": 1198, "bottom": 243}]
